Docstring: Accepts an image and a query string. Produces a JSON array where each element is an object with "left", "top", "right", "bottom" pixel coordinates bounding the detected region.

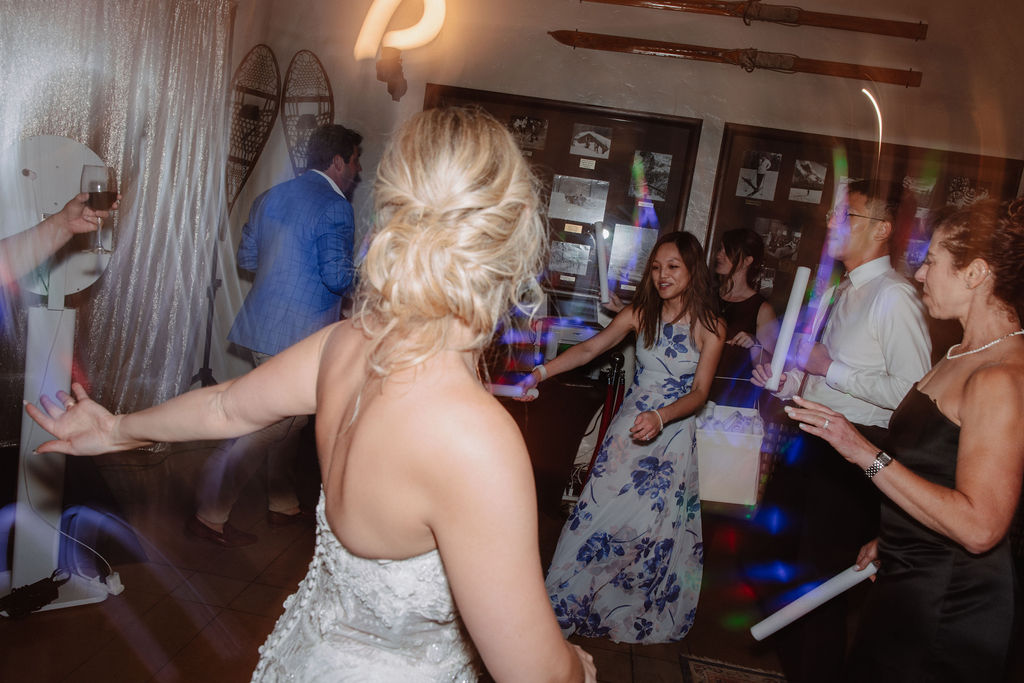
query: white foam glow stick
[
  {"left": 765, "top": 266, "right": 810, "bottom": 392},
  {"left": 487, "top": 384, "right": 539, "bottom": 400},
  {"left": 750, "top": 563, "right": 877, "bottom": 641},
  {"left": 594, "top": 222, "right": 610, "bottom": 305}
]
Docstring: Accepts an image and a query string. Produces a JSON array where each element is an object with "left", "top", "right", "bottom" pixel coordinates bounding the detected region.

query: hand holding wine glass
[
  {"left": 59, "top": 193, "right": 120, "bottom": 235},
  {"left": 80, "top": 165, "right": 118, "bottom": 253}
]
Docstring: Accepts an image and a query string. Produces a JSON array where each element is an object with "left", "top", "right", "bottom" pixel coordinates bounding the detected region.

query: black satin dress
[
  {"left": 710, "top": 293, "right": 766, "bottom": 408},
  {"left": 848, "top": 387, "right": 1017, "bottom": 682}
]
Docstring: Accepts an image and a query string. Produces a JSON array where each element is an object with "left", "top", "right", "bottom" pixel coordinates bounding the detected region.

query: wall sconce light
[
  {"left": 861, "top": 88, "right": 883, "bottom": 183},
  {"left": 354, "top": 0, "right": 446, "bottom": 101},
  {"left": 375, "top": 47, "right": 407, "bottom": 101}
]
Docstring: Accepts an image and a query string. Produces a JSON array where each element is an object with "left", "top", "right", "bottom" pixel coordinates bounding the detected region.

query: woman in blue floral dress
[{"left": 523, "top": 231, "right": 724, "bottom": 643}]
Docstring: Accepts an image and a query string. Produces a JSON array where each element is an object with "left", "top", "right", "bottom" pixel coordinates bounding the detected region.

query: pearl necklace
[{"left": 945, "top": 329, "right": 1024, "bottom": 360}]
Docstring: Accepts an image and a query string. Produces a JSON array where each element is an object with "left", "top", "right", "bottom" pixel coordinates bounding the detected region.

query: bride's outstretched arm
[
  {"left": 26, "top": 322, "right": 337, "bottom": 455},
  {"left": 425, "top": 397, "right": 595, "bottom": 683}
]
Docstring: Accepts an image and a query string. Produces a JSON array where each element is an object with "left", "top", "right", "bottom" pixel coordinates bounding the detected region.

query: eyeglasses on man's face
[{"left": 826, "top": 207, "right": 885, "bottom": 223}]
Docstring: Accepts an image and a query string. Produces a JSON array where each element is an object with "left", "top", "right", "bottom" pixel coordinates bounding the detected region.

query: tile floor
[{"left": 1, "top": 442, "right": 1019, "bottom": 682}]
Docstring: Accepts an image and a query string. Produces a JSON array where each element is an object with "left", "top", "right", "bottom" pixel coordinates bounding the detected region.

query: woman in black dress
[
  {"left": 710, "top": 228, "right": 777, "bottom": 408},
  {"left": 785, "top": 199, "right": 1024, "bottom": 682}
]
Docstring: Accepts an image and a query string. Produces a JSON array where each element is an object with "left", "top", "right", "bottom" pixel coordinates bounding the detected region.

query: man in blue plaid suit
[{"left": 188, "top": 124, "right": 362, "bottom": 546}]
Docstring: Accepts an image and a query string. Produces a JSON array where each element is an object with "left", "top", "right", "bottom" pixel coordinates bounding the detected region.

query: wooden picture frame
[
  {"left": 707, "top": 122, "right": 1024, "bottom": 318},
  {"left": 424, "top": 84, "right": 702, "bottom": 320}
]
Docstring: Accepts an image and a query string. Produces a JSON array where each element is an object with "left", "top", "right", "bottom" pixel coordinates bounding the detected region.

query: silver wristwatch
[{"left": 864, "top": 450, "right": 893, "bottom": 479}]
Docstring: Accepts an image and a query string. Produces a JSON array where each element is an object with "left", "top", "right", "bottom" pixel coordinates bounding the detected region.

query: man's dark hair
[
  {"left": 846, "top": 178, "right": 897, "bottom": 223},
  {"left": 307, "top": 124, "right": 362, "bottom": 171}
]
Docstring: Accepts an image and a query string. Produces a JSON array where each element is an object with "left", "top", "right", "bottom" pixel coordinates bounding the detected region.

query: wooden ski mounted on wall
[
  {"left": 550, "top": 30, "right": 922, "bottom": 87},
  {"left": 582, "top": 0, "right": 928, "bottom": 41}
]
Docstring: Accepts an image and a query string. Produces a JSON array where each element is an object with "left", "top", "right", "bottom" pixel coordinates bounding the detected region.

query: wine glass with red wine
[{"left": 80, "top": 164, "right": 117, "bottom": 253}]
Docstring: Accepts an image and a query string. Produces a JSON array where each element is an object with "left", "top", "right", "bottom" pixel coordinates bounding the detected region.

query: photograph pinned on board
[
  {"left": 759, "top": 266, "right": 776, "bottom": 296},
  {"left": 946, "top": 176, "right": 991, "bottom": 208},
  {"left": 789, "top": 159, "right": 827, "bottom": 204},
  {"left": 628, "top": 150, "right": 673, "bottom": 202},
  {"left": 899, "top": 175, "right": 939, "bottom": 274},
  {"left": 548, "top": 240, "right": 593, "bottom": 278},
  {"left": 509, "top": 114, "right": 548, "bottom": 150},
  {"left": 569, "top": 123, "right": 613, "bottom": 159},
  {"left": 607, "top": 223, "right": 659, "bottom": 299},
  {"left": 548, "top": 174, "right": 610, "bottom": 225},
  {"left": 754, "top": 216, "right": 802, "bottom": 261},
  {"left": 903, "top": 174, "right": 937, "bottom": 207},
  {"left": 736, "top": 150, "right": 782, "bottom": 200}
]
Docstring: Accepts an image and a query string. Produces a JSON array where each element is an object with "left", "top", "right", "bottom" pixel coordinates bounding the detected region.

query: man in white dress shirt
[
  {"left": 776, "top": 180, "right": 932, "bottom": 426},
  {"left": 750, "top": 178, "right": 932, "bottom": 682}
]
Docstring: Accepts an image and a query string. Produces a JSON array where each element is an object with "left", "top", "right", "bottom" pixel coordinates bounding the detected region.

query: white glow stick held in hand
[
  {"left": 765, "top": 266, "right": 810, "bottom": 392},
  {"left": 750, "top": 563, "right": 877, "bottom": 641},
  {"left": 486, "top": 384, "right": 539, "bottom": 400},
  {"left": 594, "top": 222, "right": 610, "bottom": 305}
]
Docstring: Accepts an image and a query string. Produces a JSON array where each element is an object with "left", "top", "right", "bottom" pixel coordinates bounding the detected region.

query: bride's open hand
[{"left": 24, "top": 382, "right": 120, "bottom": 456}]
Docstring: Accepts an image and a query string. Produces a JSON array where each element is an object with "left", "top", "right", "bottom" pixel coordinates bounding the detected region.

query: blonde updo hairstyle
[{"left": 356, "top": 107, "right": 546, "bottom": 378}]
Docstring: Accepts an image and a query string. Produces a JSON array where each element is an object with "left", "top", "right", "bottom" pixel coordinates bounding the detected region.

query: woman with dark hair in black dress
[
  {"left": 710, "top": 228, "right": 777, "bottom": 408},
  {"left": 785, "top": 199, "right": 1024, "bottom": 682}
]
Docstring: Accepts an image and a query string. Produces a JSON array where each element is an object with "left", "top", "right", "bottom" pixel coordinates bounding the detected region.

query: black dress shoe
[
  {"left": 185, "top": 516, "right": 258, "bottom": 547},
  {"left": 267, "top": 509, "right": 315, "bottom": 527}
]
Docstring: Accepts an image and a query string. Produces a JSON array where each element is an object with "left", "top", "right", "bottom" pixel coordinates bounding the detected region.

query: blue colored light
[
  {"left": 767, "top": 580, "right": 825, "bottom": 613},
  {"left": 780, "top": 439, "right": 805, "bottom": 467},
  {"left": 751, "top": 505, "right": 789, "bottom": 535},
  {"left": 499, "top": 329, "right": 536, "bottom": 345},
  {"left": 744, "top": 561, "right": 799, "bottom": 584}
]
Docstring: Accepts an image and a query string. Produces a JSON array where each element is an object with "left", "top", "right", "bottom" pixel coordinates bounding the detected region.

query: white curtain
[{"left": 0, "top": 0, "right": 233, "bottom": 425}]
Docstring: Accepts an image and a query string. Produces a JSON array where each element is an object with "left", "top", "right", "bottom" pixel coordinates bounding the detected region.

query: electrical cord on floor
[
  {"left": 0, "top": 569, "right": 70, "bottom": 618},
  {"left": 9, "top": 311, "right": 125, "bottom": 616},
  {"left": 18, "top": 422, "right": 123, "bottom": 588}
]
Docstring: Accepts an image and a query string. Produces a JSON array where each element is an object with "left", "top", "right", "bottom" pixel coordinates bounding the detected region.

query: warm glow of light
[
  {"left": 354, "top": 0, "right": 446, "bottom": 61},
  {"left": 862, "top": 88, "right": 883, "bottom": 179},
  {"left": 861, "top": 88, "right": 883, "bottom": 142},
  {"left": 355, "top": 0, "right": 402, "bottom": 60},
  {"left": 383, "top": 0, "right": 445, "bottom": 50}
]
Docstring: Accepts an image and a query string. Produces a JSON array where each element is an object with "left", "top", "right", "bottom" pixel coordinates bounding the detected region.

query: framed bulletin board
[
  {"left": 424, "top": 84, "right": 702, "bottom": 319},
  {"left": 707, "top": 123, "right": 1024, "bottom": 316}
]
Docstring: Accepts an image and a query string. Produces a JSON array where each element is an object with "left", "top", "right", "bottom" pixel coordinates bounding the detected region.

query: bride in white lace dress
[{"left": 25, "top": 108, "right": 596, "bottom": 683}]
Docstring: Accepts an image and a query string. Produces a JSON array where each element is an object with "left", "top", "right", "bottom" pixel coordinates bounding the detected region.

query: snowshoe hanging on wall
[
  {"left": 282, "top": 50, "right": 334, "bottom": 176},
  {"left": 226, "top": 44, "right": 281, "bottom": 215}
]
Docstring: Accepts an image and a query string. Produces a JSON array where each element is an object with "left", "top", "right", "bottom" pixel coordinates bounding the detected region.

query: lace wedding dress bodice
[{"left": 252, "top": 492, "right": 480, "bottom": 682}]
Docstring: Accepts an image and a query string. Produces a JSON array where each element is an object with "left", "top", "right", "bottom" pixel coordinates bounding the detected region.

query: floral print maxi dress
[{"left": 545, "top": 322, "right": 703, "bottom": 643}]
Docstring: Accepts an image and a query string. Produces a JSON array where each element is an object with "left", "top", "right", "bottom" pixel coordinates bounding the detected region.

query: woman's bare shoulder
[
  {"left": 386, "top": 382, "right": 525, "bottom": 491},
  {"left": 424, "top": 381, "right": 522, "bottom": 447},
  {"left": 605, "top": 303, "right": 640, "bottom": 333},
  {"left": 693, "top": 312, "right": 726, "bottom": 346},
  {"left": 413, "top": 387, "right": 536, "bottom": 524},
  {"left": 964, "top": 353, "right": 1024, "bottom": 400},
  {"left": 318, "top": 320, "right": 369, "bottom": 365},
  {"left": 314, "top": 321, "right": 371, "bottom": 419},
  {"left": 323, "top": 318, "right": 364, "bottom": 346},
  {"left": 955, "top": 351, "right": 1024, "bottom": 426}
]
